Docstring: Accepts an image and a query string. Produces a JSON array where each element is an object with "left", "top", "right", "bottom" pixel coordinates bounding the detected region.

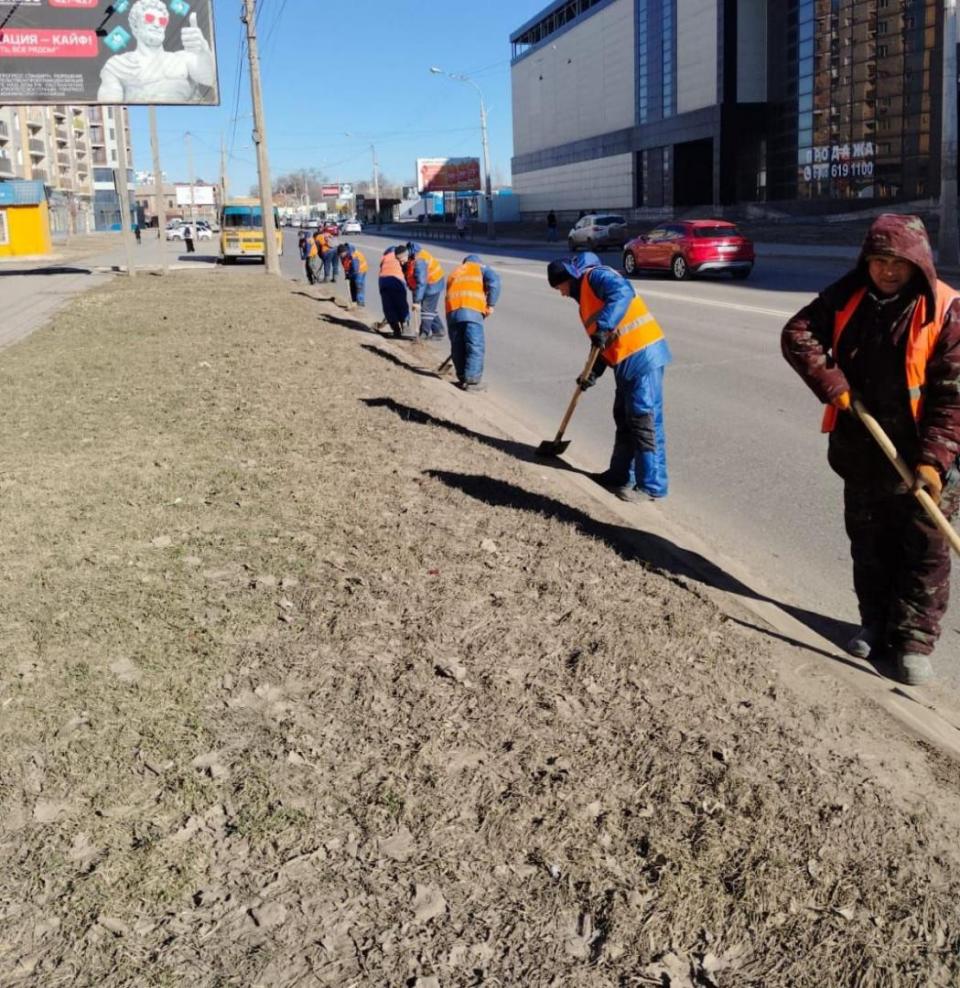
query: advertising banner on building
[
  {"left": 0, "top": 0, "right": 219, "bottom": 105},
  {"left": 416, "top": 157, "right": 481, "bottom": 193},
  {"left": 320, "top": 184, "right": 339, "bottom": 198}
]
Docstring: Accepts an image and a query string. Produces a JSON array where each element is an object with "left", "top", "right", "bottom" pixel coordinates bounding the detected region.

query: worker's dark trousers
[{"left": 844, "top": 473, "right": 960, "bottom": 655}]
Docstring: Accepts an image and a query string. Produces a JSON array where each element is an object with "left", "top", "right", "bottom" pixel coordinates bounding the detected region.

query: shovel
[
  {"left": 537, "top": 347, "right": 601, "bottom": 457},
  {"left": 852, "top": 398, "right": 960, "bottom": 556},
  {"left": 437, "top": 354, "right": 453, "bottom": 374}
]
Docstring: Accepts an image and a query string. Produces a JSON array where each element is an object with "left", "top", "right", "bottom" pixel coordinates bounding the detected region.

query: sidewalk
[{"left": 2, "top": 270, "right": 960, "bottom": 984}]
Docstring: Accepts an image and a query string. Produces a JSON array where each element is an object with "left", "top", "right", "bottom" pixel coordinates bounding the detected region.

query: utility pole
[
  {"left": 113, "top": 106, "right": 136, "bottom": 277},
  {"left": 185, "top": 130, "right": 197, "bottom": 225},
  {"left": 149, "top": 106, "right": 166, "bottom": 256},
  {"left": 479, "top": 96, "right": 495, "bottom": 240},
  {"left": 371, "top": 144, "right": 381, "bottom": 225},
  {"left": 220, "top": 132, "right": 228, "bottom": 202},
  {"left": 242, "top": 0, "right": 280, "bottom": 275},
  {"left": 940, "top": 0, "right": 959, "bottom": 268}
]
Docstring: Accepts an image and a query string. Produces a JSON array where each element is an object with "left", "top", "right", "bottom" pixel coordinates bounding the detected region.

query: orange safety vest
[
  {"left": 380, "top": 252, "right": 404, "bottom": 280},
  {"left": 821, "top": 281, "right": 960, "bottom": 432},
  {"left": 578, "top": 268, "right": 666, "bottom": 366},
  {"left": 446, "top": 261, "right": 487, "bottom": 316},
  {"left": 420, "top": 248, "right": 444, "bottom": 286},
  {"left": 343, "top": 248, "right": 367, "bottom": 276},
  {"left": 404, "top": 259, "right": 417, "bottom": 291},
  {"left": 315, "top": 232, "right": 332, "bottom": 254}
]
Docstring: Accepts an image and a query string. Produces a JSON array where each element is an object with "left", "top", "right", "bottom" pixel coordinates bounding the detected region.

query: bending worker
[
  {"left": 314, "top": 226, "right": 337, "bottom": 283},
  {"left": 379, "top": 245, "right": 410, "bottom": 338},
  {"left": 782, "top": 213, "right": 960, "bottom": 686},
  {"left": 337, "top": 243, "right": 368, "bottom": 307},
  {"left": 547, "top": 252, "right": 672, "bottom": 502},
  {"left": 445, "top": 254, "right": 501, "bottom": 391},
  {"left": 299, "top": 230, "right": 321, "bottom": 285},
  {"left": 400, "top": 242, "right": 446, "bottom": 340}
]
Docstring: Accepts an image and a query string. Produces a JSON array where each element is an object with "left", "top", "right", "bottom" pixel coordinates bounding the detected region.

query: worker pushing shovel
[
  {"left": 782, "top": 212, "right": 960, "bottom": 687},
  {"left": 543, "top": 252, "right": 672, "bottom": 503}
]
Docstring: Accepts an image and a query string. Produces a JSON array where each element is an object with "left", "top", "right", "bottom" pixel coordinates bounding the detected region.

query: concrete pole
[
  {"left": 149, "top": 107, "right": 166, "bottom": 258},
  {"left": 939, "top": 0, "right": 959, "bottom": 268},
  {"left": 479, "top": 96, "right": 495, "bottom": 239},
  {"left": 220, "top": 133, "right": 229, "bottom": 201},
  {"left": 243, "top": 0, "right": 280, "bottom": 275},
  {"left": 186, "top": 130, "right": 196, "bottom": 224},
  {"left": 371, "top": 144, "right": 381, "bottom": 224},
  {"left": 113, "top": 106, "right": 136, "bottom": 278}
]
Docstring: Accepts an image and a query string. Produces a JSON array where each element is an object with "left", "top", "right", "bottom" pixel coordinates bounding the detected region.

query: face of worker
[
  {"left": 131, "top": 1, "right": 169, "bottom": 47},
  {"left": 554, "top": 279, "right": 573, "bottom": 298},
  {"left": 866, "top": 254, "right": 917, "bottom": 297}
]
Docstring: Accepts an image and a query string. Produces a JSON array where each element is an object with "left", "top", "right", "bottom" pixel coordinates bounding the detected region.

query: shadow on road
[
  {"left": 0, "top": 265, "right": 93, "bottom": 277},
  {"left": 422, "top": 468, "right": 868, "bottom": 675}
]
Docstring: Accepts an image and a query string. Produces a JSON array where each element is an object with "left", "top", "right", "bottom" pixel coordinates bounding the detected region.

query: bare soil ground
[{"left": 3, "top": 271, "right": 960, "bottom": 987}]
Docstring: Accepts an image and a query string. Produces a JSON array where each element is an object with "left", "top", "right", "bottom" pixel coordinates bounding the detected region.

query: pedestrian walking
[
  {"left": 446, "top": 254, "right": 501, "bottom": 392},
  {"left": 781, "top": 213, "right": 960, "bottom": 686},
  {"left": 183, "top": 223, "right": 195, "bottom": 253},
  {"left": 379, "top": 246, "right": 410, "bottom": 337},
  {"left": 547, "top": 252, "right": 672, "bottom": 501},
  {"left": 337, "top": 243, "right": 368, "bottom": 306},
  {"left": 456, "top": 210, "right": 466, "bottom": 240},
  {"left": 134, "top": 223, "right": 142, "bottom": 245},
  {"left": 400, "top": 241, "right": 446, "bottom": 340},
  {"left": 547, "top": 209, "right": 558, "bottom": 242}
]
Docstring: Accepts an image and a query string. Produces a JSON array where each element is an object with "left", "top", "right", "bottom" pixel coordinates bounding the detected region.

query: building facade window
[
  {"left": 637, "top": 0, "right": 649, "bottom": 123},
  {"left": 661, "top": 0, "right": 674, "bottom": 118}
]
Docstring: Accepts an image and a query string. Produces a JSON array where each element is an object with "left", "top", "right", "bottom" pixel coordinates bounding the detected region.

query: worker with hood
[
  {"left": 336, "top": 242, "right": 368, "bottom": 306},
  {"left": 782, "top": 213, "right": 960, "bottom": 686},
  {"left": 547, "top": 252, "right": 672, "bottom": 501},
  {"left": 298, "top": 230, "right": 319, "bottom": 285},
  {"left": 445, "top": 253, "right": 502, "bottom": 391},
  {"left": 379, "top": 245, "right": 410, "bottom": 338},
  {"left": 403, "top": 241, "right": 446, "bottom": 340}
]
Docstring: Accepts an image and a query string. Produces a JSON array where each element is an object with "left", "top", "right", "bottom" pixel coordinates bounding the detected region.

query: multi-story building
[
  {"left": 0, "top": 105, "right": 134, "bottom": 234},
  {"left": 509, "top": 0, "right": 946, "bottom": 214}
]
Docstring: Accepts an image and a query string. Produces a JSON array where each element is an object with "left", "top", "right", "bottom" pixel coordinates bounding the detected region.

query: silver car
[{"left": 567, "top": 213, "right": 628, "bottom": 251}]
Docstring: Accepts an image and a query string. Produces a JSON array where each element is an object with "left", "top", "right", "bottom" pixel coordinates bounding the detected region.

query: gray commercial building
[{"left": 510, "top": 0, "right": 946, "bottom": 214}]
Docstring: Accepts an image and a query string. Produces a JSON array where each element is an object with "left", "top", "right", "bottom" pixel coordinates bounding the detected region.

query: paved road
[{"left": 277, "top": 227, "right": 960, "bottom": 691}]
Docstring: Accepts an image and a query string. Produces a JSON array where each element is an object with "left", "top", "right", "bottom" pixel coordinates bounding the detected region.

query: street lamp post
[
  {"left": 939, "top": 0, "right": 959, "bottom": 267},
  {"left": 430, "top": 66, "right": 496, "bottom": 240},
  {"left": 344, "top": 133, "right": 380, "bottom": 224}
]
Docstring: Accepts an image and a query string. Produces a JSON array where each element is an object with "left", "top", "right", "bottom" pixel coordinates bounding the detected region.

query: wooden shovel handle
[
  {"left": 552, "top": 347, "right": 601, "bottom": 443},
  {"left": 852, "top": 398, "right": 960, "bottom": 557}
]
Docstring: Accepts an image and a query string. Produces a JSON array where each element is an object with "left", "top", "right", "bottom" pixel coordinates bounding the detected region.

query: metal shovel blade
[{"left": 536, "top": 438, "right": 571, "bottom": 457}]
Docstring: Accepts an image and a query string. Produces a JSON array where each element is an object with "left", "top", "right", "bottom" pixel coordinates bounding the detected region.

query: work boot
[
  {"left": 459, "top": 380, "right": 487, "bottom": 393},
  {"left": 589, "top": 470, "right": 624, "bottom": 489},
  {"left": 611, "top": 485, "right": 648, "bottom": 504},
  {"left": 844, "top": 624, "right": 880, "bottom": 659},
  {"left": 895, "top": 652, "right": 934, "bottom": 686}
]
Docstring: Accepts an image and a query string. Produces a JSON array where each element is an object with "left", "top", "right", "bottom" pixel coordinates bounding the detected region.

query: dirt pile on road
[{"left": 2, "top": 271, "right": 960, "bottom": 987}]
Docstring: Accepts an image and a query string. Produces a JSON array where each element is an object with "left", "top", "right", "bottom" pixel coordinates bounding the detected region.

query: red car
[
  {"left": 622, "top": 220, "right": 755, "bottom": 280},
  {"left": 323, "top": 220, "right": 340, "bottom": 236}
]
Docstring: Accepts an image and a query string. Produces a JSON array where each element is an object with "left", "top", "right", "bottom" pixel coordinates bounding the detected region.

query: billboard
[
  {"left": 320, "top": 184, "right": 339, "bottom": 198},
  {"left": 416, "top": 157, "right": 481, "bottom": 193},
  {"left": 0, "top": 0, "right": 219, "bottom": 105},
  {"left": 175, "top": 183, "right": 215, "bottom": 206}
]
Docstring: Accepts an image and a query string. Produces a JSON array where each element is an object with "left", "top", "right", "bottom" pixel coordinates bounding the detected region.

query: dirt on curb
[{"left": 2, "top": 270, "right": 960, "bottom": 987}]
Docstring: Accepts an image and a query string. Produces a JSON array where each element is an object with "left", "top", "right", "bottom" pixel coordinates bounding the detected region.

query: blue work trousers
[
  {"left": 322, "top": 251, "right": 338, "bottom": 281},
  {"left": 608, "top": 364, "right": 668, "bottom": 498},
  {"left": 419, "top": 290, "right": 446, "bottom": 338},
  {"left": 449, "top": 319, "right": 485, "bottom": 384},
  {"left": 348, "top": 274, "right": 366, "bottom": 306}
]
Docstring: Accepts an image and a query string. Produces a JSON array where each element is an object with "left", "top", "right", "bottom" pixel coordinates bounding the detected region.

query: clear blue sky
[{"left": 128, "top": 0, "right": 540, "bottom": 193}]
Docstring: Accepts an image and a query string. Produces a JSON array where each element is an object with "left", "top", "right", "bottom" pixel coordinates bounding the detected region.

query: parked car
[
  {"left": 567, "top": 213, "right": 628, "bottom": 251},
  {"left": 341, "top": 218, "right": 361, "bottom": 234},
  {"left": 166, "top": 224, "right": 212, "bottom": 241},
  {"left": 622, "top": 220, "right": 755, "bottom": 280},
  {"left": 165, "top": 218, "right": 185, "bottom": 229}
]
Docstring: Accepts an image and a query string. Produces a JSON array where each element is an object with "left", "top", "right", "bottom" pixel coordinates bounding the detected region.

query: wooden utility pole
[
  {"left": 149, "top": 106, "right": 166, "bottom": 251},
  {"left": 242, "top": 0, "right": 279, "bottom": 275},
  {"left": 113, "top": 106, "right": 137, "bottom": 277}
]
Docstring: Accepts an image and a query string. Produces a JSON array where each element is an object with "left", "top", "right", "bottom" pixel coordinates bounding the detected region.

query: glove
[
  {"left": 591, "top": 331, "right": 612, "bottom": 351},
  {"left": 833, "top": 390, "right": 852, "bottom": 411},
  {"left": 576, "top": 372, "right": 597, "bottom": 391},
  {"left": 913, "top": 464, "right": 943, "bottom": 505}
]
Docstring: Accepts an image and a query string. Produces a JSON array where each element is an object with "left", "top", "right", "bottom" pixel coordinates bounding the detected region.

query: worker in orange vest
[
  {"left": 445, "top": 254, "right": 501, "bottom": 391},
  {"left": 379, "top": 246, "right": 410, "bottom": 337},
  {"left": 782, "top": 214, "right": 960, "bottom": 686},
  {"left": 548, "top": 252, "right": 672, "bottom": 502},
  {"left": 314, "top": 227, "right": 337, "bottom": 283},
  {"left": 337, "top": 243, "right": 368, "bottom": 306},
  {"left": 402, "top": 241, "right": 446, "bottom": 340}
]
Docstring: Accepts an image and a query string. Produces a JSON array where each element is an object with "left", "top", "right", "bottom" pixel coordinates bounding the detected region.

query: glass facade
[
  {"left": 661, "top": 0, "right": 674, "bottom": 118},
  {"left": 787, "top": 0, "right": 940, "bottom": 201},
  {"left": 637, "top": 0, "right": 649, "bottom": 123}
]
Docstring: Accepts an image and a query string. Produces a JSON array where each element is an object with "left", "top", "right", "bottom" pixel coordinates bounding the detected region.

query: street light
[
  {"left": 344, "top": 132, "right": 380, "bottom": 224},
  {"left": 430, "top": 65, "right": 495, "bottom": 239}
]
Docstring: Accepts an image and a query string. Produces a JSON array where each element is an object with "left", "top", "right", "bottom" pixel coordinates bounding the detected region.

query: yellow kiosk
[{"left": 0, "top": 181, "right": 52, "bottom": 258}]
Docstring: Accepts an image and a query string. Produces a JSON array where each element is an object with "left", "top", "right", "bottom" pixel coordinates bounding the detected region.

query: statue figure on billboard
[{"left": 97, "top": 0, "right": 215, "bottom": 103}]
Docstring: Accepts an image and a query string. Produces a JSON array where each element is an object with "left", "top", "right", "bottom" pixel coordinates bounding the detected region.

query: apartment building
[
  {"left": 0, "top": 104, "right": 135, "bottom": 234},
  {"left": 510, "top": 0, "right": 945, "bottom": 213}
]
